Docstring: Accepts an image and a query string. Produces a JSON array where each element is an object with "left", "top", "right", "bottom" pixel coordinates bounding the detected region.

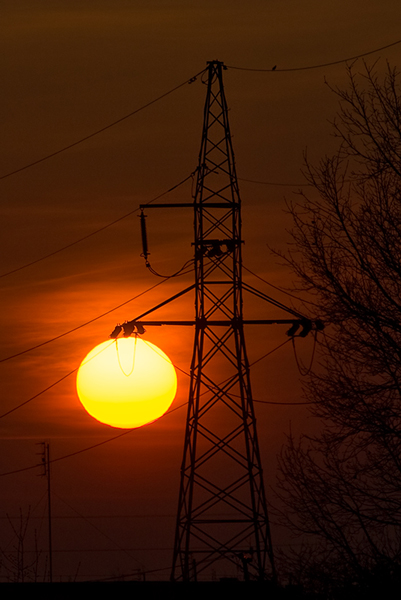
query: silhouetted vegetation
[{"left": 277, "top": 62, "right": 401, "bottom": 597}]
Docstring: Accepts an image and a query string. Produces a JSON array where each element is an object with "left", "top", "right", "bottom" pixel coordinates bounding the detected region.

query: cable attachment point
[
  {"left": 195, "top": 238, "right": 240, "bottom": 259},
  {"left": 110, "top": 321, "right": 146, "bottom": 339},
  {"left": 286, "top": 318, "right": 324, "bottom": 338},
  {"left": 110, "top": 325, "right": 123, "bottom": 339}
]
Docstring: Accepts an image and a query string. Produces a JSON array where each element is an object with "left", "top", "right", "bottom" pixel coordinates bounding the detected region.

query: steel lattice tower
[
  {"left": 170, "top": 60, "right": 276, "bottom": 582},
  {"left": 114, "top": 58, "right": 315, "bottom": 580}
]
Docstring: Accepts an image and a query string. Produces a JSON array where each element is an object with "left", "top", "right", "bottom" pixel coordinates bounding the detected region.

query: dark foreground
[{"left": 0, "top": 579, "right": 398, "bottom": 599}]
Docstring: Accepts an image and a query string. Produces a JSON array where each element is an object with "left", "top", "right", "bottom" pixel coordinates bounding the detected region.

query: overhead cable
[
  {"left": 227, "top": 37, "right": 401, "bottom": 72},
  {"left": 292, "top": 330, "right": 318, "bottom": 376},
  {"left": 249, "top": 337, "right": 292, "bottom": 367},
  {"left": 243, "top": 264, "right": 320, "bottom": 308},
  {"left": 0, "top": 279, "right": 168, "bottom": 363},
  {"left": 0, "top": 173, "right": 192, "bottom": 279},
  {"left": 0, "top": 68, "right": 205, "bottom": 181},
  {"left": 0, "top": 401, "right": 188, "bottom": 478},
  {"left": 0, "top": 368, "right": 79, "bottom": 420},
  {"left": 0, "top": 335, "right": 306, "bottom": 476},
  {"left": 254, "top": 398, "right": 313, "bottom": 406},
  {"left": 146, "top": 259, "right": 195, "bottom": 279},
  {"left": 242, "top": 281, "right": 305, "bottom": 319},
  {"left": 53, "top": 491, "right": 145, "bottom": 568},
  {"left": 238, "top": 176, "right": 310, "bottom": 187},
  {"left": 0, "top": 340, "right": 116, "bottom": 419}
]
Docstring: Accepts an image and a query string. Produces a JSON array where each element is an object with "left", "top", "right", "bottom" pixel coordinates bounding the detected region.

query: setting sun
[{"left": 76, "top": 337, "right": 177, "bottom": 429}]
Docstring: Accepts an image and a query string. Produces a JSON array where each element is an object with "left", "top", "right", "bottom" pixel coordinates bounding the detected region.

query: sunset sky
[{"left": 1, "top": 0, "right": 401, "bottom": 582}]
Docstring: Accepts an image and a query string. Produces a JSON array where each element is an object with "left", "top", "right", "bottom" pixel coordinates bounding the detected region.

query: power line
[
  {"left": 0, "top": 172, "right": 306, "bottom": 281},
  {"left": 129, "top": 335, "right": 314, "bottom": 407},
  {"left": 2, "top": 390, "right": 296, "bottom": 481},
  {"left": 194, "top": 337, "right": 292, "bottom": 402},
  {"left": 238, "top": 176, "right": 310, "bottom": 187},
  {"left": 227, "top": 37, "right": 401, "bottom": 73},
  {"left": 0, "top": 340, "right": 119, "bottom": 420},
  {"left": 0, "top": 301, "right": 306, "bottom": 427},
  {"left": 0, "top": 401, "right": 188, "bottom": 478},
  {"left": 222, "top": 339, "right": 316, "bottom": 404},
  {"left": 0, "top": 279, "right": 197, "bottom": 418},
  {"left": 254, "top": 398, "right": 313, "bottom": 406},
  {"left": 94, "top": 564, "right": 171, "bottom": 582},
  {"left": 243, "top": 264, "right": 320, "bottom": 308},
  {"left": 53, "top": 399, "right": 187, "bottom": 466},
  {"left": 0, "top": 260, "right": 196, "bottom": 366},
  {"left": 292, "top": 330, "right": 318, "bottom": 376},
  {"left": 0, "top": 69, "right": 205, "bottom": 181},
  {"left": 53, "top": 491, "right": 145, "bottom": 569},
  {"left": 0, "top": 279, "right": 168, "bottom": 364},
  {"left": 0, "top": 173, "right": 193, "bottom": 279},
  {"left": 0, "top": 368, "right": 78, "bottom": 420},
  {"left": 0, "top": 335, "right": 298, "bottom": 475},
  {"left": 249, "top": 337, "right": 292, "bottom": 367}
]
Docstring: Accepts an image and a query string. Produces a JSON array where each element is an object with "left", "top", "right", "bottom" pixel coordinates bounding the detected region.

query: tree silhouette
[{"left": 277, "top": 62, "right": 401, "bottom": 595}]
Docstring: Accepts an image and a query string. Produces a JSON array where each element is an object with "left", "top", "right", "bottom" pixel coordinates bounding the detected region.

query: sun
[{"left": 76, "top": 337, "right": 177, "bottom": 429}]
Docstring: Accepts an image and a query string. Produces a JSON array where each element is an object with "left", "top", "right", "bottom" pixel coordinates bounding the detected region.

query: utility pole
[
  {"left": 111, "top": 59, "right": 320, "bottom": 581},
  {"left": 38, "top": 441, "right": 53, "bottom": 582}
]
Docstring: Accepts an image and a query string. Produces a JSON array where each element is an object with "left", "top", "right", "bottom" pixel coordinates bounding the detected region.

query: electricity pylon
[
  {"left": 112, "top": 59, "right": 320, "bottom": 581},
  {"left": 169, "top": 60, "right": 275, "bottom": 582}
]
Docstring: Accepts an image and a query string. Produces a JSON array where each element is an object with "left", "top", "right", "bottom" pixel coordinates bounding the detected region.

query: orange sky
[{"left": 1, "top": 0, "right": 401, "bottom": 582}]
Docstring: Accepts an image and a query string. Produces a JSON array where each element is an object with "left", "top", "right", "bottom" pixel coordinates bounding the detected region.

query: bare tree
[
  {"left": 0, "top": 508, "right": 43, "bottom": 582},
  {"left": 277, "top": 62, "right": 401, "bottom": 594}
]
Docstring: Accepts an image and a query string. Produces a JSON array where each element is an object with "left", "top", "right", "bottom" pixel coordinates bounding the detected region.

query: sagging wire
[
  {"left": 0, "top": 279, "right": 168, "bottom": 364},
  {"left": 243, "top": 264, "right": 321, "bottom": 309},
  {"left": 0, "top": 320, "right": 306, "bottom": 428},
  {"left": 292, "top": 328, "right": 318, "bottom": 376},
  {"left": 146, "top": 259, "right": 195, "bottom": 279},
  {"left": 0, "top": 400, "right": 189, "bottom": 478},
  {"left": 249, "top": 337, "right": 292, "bottom": 368},
  {"left": 53, "top": 490, "right": 146, "bottom": 569},
  {"left": 201, "top": 67, "right": 216, "bottom": 85},
  {"left": 139, "top": 208, "right": 194, "bottom": 278},
  {"left": 138, "top": 337, "right": 189, "bottom": 380},
  {"left": 116, "top": 336, "right": 137, "bottom": 377},
  {"left": 226, "top": 37, "right": 401, "bottom": 73},
  {"left": 254, "top": 398, "right": 314, "bottom": 406},
  {"left": 137, "top": 323, "right": 313, "bottom": 387},
  {"left": 0, "top": 339, "right": 115, "bottom": 420},
  {"left": 0, "top": 368, "right": 79, "bottom": 421},
  {"left": 238, "top": 176, "right": 310, "bottom": 187},
  {"left": 0, "top": 173, "right": 193, "bottom": 280},
  {"left": 0, "top": 67, "right": 206, "bottom": 182},
  {"left": 193, "top": 337, "right": 315, "bottom": 405},
  {"left": 0, "top": 333, "right": 310, "bottom": 478}
]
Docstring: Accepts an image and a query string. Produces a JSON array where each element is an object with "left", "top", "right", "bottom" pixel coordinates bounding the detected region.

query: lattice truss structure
[
  {"left": 170, "top": 60, "right": 275, "bottom": 582},
  {"left": 114, "top": 59, "right": 314, "bottom": 581}
]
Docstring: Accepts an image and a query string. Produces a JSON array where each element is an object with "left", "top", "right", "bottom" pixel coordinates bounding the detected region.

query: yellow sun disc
[{"left": 76, "top": 337, "right": 177, "bottom": 429}]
